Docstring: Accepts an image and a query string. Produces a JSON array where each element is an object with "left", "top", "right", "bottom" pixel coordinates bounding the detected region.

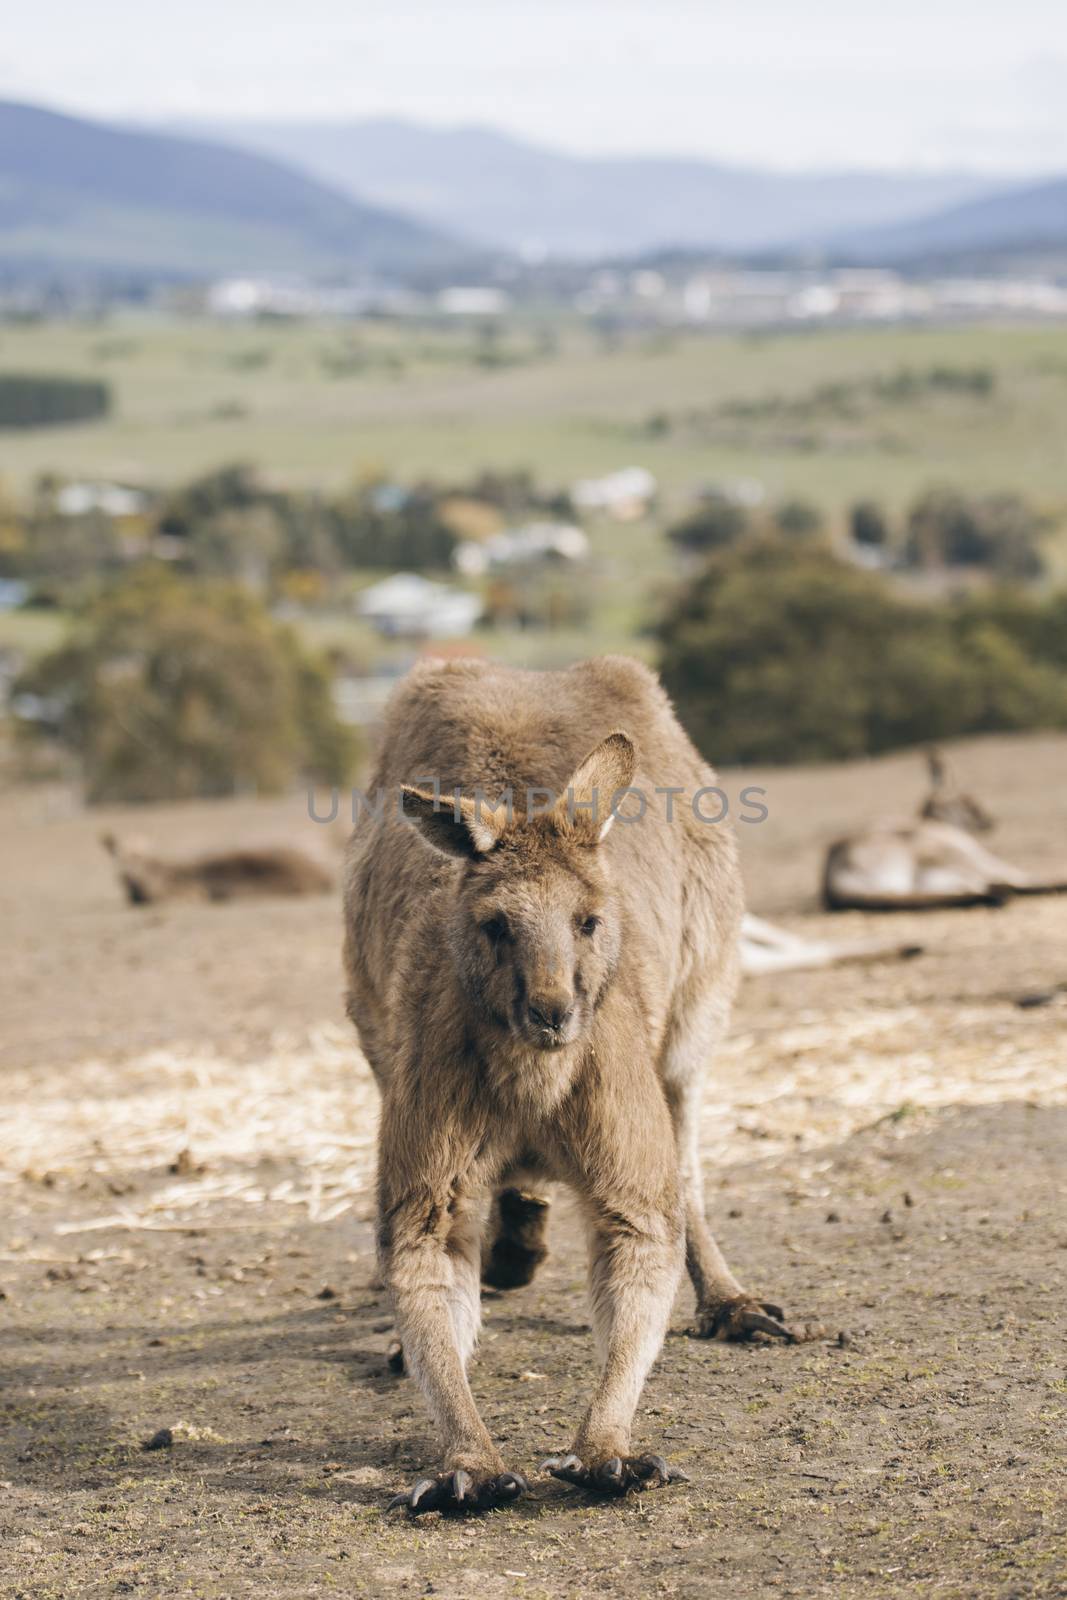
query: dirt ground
[{"left": 1, "top": 734, "right": 1065, "bottom": 1599}]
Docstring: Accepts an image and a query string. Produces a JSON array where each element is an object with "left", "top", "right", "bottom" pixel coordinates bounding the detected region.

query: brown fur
[
  {"left": 102, "top": 834, "right": 334, "bottom": 905},
  {"left": 342, "top": 656, "right": 792, "bottom": 1513}
]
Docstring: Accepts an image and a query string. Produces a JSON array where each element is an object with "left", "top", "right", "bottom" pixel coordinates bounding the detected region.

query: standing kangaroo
[{"left": 343, "top": 656, "right": 793, "bottom": 1515}]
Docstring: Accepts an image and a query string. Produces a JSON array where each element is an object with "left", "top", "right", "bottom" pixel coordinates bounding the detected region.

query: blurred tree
[
  {"left": 657, "top": 539, "right": 1067, "bottom": 764},
  {"left": 666, "top": 498, "right": 748, "bottom": 556},
  {"left": 849, "top": 499, "right": 890, "bottom": 548},
  {"left": 15, "top": 568, "right": 358, "bottom": 803},
  {"left": 772, "top": 498, "right": 825, "bottom": 538},
  {"left": 20, "top": 510, "right": 127, "bottom": 599},
  {"left": 186, "top": 505, "right": 285, "bottom": 589},
  {"left": 157, "top": 463, "right": 261, "bottom": 539},
  {"left": 905, "top": 486, "right": 1046, "bottom": 578}
]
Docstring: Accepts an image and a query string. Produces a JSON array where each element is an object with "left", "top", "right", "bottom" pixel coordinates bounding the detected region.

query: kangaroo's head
[
  {"left": 919, "top": 747, "right": 994, "bottom": 834},
  {"left": 401, "top": 733, "right": 635, "bottom": 1052}
]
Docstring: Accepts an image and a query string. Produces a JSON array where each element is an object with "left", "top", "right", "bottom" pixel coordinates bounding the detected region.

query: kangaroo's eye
[
  {"left": 482, "top": 916, "right": 509, "bottom": 944},
  {"left": 578, "top": 915, "right": 600, "bottom": 937}
]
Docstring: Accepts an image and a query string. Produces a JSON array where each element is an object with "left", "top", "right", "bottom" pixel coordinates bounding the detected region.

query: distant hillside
[
  {"left": 176, "top": 116, "right": 1003, "bottom": 259},
  {"left": 0, "top": 101, "right": 462, "bottom": 280},
  {"left": 831, "top": 175, "right": 1067, "bottom": 265}
]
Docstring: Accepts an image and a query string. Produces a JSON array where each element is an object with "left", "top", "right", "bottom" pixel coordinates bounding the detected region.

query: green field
[
  {"left": 3, "top": 316, "right": 1067, "bottom": 509},
  {"left": 3, "top": 314, "right": 1067, "bottom": 668}
]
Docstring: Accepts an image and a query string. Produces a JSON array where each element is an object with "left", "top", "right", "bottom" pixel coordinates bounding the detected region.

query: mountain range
[
  {"left": 0, "top": 100, "right": 460, "bottom": 280},
  {"left": 3, "top": 99, "right": 1065, "bottom": 282},
  {"left": 177, "top": 116, "right": 1005, "bottom": 261},
  {"left": 831, "top": 175, "right": 1067, "bottom": 265}
]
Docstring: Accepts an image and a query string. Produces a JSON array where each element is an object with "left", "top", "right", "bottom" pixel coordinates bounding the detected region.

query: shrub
[
  {"left": 0, "top": 373, "right": 111, "bottom": 429},
  {"left": 905, "top": 486, "right": 1046, "bottom": 578},
  {"left": 666, "top": 498, "right": 748, "bottom": 556},
  {"left": 849, "top": 499, "right": 890, "bottom": 548},
  {"left": 657, "top": 539, "right": 1067, "bottom": 764},
  {"left": 14, "top": 569, "right": 359, "bottom": 803},
  {"left": 772, "top": 498, "right": 824, "bottom": 538}
]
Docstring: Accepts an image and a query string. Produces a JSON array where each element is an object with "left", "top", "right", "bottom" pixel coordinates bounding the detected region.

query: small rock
[
  {"left": 880, "top": 1209, "right": 893, "bottom": 1224},
  {"left": 727, "top": 1207, "right": 743, "bottom": 1219},
  {"left": 903, "top": 1192, "right": 915, "bottom": 1208},
  {"left": 1014, "top": 988, "right": 1059, "bottom": 1009},
  {"left": 142, "top": 1427, "right": 173, "bottom": 1452},
  {"left": 837, "top": 1330, "right": 852, "bottom": 1349},
  {"left": 826, "top": 1210, "right": 840, "bottom": 1224},
  {"left": 317, "top": 1285, "right": 337, "bottom": 1300}
]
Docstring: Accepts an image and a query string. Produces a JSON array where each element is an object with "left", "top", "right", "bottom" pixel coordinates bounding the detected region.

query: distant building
[
  {"left": 437, "top": 287, "right": 512, "bottom": 316},
  {"left": 572, "top": 467, "right": 657, "bottom": 520},
  {"left": 205, "top": 276, "right": 422, "bottom": 319},
  {"left": 357, "top": 573, "right": 482, "bottom": 639},
  {"left": 454, "top": 520, "right": 589, "bottom": 577},
  {"left": 55, "top": 481, "right": 147, "bottom": 518}
]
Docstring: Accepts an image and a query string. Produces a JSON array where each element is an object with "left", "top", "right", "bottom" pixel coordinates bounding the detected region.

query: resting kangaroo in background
[
  {"left": 102, "top": 833, "right": 334, "bottom": 905},
  {"left": 343, "top": 656, "right": 794, "bottom": 1517},
  {"left": 919, "top": 747, "right": 995, "bottom": 834},
  {"left": 823, "top": 750, "right": 1067, "bottom": 911},
  {"left": 823, "top": 819, "right": 1067, "bottom": 910}
]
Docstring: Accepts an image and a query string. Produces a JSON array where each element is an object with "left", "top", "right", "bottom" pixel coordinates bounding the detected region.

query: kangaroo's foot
[
  {"left": 386, "top": 1467, "right": 528, "bottom": 1516},
  {"left": 691, "top": 1293, "right": 798, "bottom": 1343},
  {"left": 542, "top": 1451, "right": 688, "bottom": 1497},
  {"left": 482, "top": 1188, "right": 549, "bottom": 1290}
]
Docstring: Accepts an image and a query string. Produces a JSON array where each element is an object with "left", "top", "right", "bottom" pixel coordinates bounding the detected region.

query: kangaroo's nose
[{"left": 527, "top": 995, "right": 573, "bottom": 1032}]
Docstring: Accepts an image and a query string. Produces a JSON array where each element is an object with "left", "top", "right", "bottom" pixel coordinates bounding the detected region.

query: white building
[
  {"left": 55, "top": 481, "right": 147, "bottom": 518},
  {"left": 357, "top": 573, "right": 482, "bottom": 639},
  {"left": 572, "top": 467, "right": 657, "bottom": 520},
  {"left": 454, "top": 521, "right": 589, "bottom": 577}
]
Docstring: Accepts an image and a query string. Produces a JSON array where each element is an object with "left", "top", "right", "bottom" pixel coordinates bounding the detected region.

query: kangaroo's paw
[
  {"left": 691, "top": 1294, "right": 799, "bottom": 1343},
  {"left": 541, "top": 1452, "right": 688, "bottom": 1497},
  {"left": 386, "top": 1468, "right": 527, "bottom": 1516}
]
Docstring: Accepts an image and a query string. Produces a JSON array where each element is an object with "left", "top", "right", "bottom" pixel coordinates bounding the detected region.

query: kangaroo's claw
[
  {"left": 386, "top": 1468, "right": 528, "bottom": 1516},
  {"left": 692, "top": 1294, "right": 799, "bottom": 1343},
  {"left": 541, "top": 1452, "right": 688, "bottom": 1496}
]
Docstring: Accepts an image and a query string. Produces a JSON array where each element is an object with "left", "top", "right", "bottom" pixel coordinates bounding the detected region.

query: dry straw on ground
[{"left": 3, "top": 988, "right": 1063, "bottom": 1237}]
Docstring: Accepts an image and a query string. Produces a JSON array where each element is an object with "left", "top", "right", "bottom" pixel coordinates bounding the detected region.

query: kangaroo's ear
[
  {"left": 400, "top": 788, "right": 506, "bottom": 859},
  {"left": 554, "top": 731, "right": 636, "bottom": 844}
]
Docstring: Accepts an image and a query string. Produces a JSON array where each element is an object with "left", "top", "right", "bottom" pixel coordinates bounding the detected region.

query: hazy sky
[{"left": 3, "top": 0, "right": 1066, "bottom": 174}]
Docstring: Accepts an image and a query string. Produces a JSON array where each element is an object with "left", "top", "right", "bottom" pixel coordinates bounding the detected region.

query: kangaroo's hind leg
[
  {"left": 542, "top": 1065, "right": 688, "bottom": 1495},
  {"left": 662, "top": 995, "right": 798, "bottom": 1344}
]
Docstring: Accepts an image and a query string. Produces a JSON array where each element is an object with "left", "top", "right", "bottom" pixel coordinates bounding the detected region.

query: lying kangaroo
[
  {"left": 343, "top": 656, "right": 793, "bottom": 1515},
  {"left": 824, "top": 819, "right": 1067, "bottom": 910},
  {"left": 102, "top": 833, "right": 334, "bottom": 905},
  {"left": 823, "top": 751, "right": 1067, "bottom": 911}
]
